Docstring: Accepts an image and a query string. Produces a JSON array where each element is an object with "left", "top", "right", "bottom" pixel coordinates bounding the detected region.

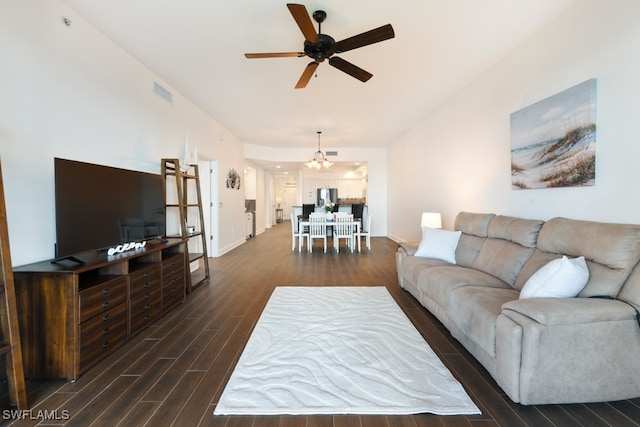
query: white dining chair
[
  {"left": 356, "top": 211, "right": 372, "bottom": 252},
  {"left": 308, "top": 213, "right": 327, "bottom": 253},
  {"left": 333, "top": 213, "right": 354, "bottom": 253},
  {"left": 290, "top": 213, "right": 306, "bottom": 252}
]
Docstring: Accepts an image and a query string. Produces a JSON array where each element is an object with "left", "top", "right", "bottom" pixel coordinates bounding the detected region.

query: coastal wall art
[{"left": 510, "top": 79, "right": 596, "bottom": 189}]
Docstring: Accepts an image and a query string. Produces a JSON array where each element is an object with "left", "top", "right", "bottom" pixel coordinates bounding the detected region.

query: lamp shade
[{"left": 421, "top": 212, "right": 442, "bottom": 229}]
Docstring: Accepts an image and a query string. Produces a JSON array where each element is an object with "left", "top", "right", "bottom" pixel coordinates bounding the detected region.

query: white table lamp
[{"left": 421, "top": 212, "right": 442, "bottom": 229}]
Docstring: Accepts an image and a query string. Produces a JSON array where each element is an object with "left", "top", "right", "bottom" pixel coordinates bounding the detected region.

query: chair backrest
[
  {"left": 334, "top": 214, "right": 354, "bottom": 236},
  {"left": 351, "top": 203, "right": 364, "bottom": 220},
  {"left": 308, "top": 213, "right": 326, "bottom": 237},
  {"left": 302, "top": 204, "right": 315, "bottom": 219},
  {"left": 290, "top": 213, "right": 299, "bottom": 235},
  {"left": 364, "top": 211, "right": 372, "bottom": 232}
]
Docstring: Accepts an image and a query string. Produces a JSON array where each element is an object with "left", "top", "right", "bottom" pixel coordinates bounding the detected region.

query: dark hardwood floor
[{"left": 3, "top": 222, "right": 640, "bottom": 426}]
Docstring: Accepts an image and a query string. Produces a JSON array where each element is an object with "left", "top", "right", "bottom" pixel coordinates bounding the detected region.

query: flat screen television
[{"left": 54, "top": 157, "right": 164, "bottom": 260}]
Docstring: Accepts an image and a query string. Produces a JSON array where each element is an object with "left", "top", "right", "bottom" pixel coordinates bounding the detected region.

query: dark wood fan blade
[
  {"left": 295, "top": 62, "right": 319, "bottom": 89},
  {"left": 328, "top": 57, "right": 372, "bottom": 82},
  {"left": 287, "top": 3, "right": 319, "bottom": 44},
  {"left": 245, "top": 52, "right": 305, "bottom": 58},
  {"left": 335, "top": 24, "right": 395, "bottom": 53}
]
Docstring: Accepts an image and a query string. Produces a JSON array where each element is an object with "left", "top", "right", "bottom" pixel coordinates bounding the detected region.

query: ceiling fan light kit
[
  {"left": 305, "top": 131, "right": 333, "bottom": 169},
  {"left": 245, "top": 3, "right": 395, "bottom": 89}
]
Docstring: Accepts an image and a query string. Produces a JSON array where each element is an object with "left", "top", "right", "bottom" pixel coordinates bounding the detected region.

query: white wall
[
  {"left": 0, "top": 0, "right": 248, "bottom": 265},
  {"left": 388, "top": 0, "right": 640, "bottom": 242}
]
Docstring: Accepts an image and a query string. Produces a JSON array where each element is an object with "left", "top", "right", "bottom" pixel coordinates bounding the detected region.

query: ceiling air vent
[
  {"left": 153, "top": 81, "right": 173, "bottom": 104},
  {"left": 326, "top": 151, "right": 338, "bottom": 156}
]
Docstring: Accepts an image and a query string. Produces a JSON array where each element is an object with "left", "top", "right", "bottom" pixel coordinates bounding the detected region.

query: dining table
[{"left": 297, "top": 216, "right": 362, "bottom": 252}]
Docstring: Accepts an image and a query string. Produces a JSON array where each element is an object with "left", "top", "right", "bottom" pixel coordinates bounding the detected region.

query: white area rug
[{"left": 214, "top": 286, "right": 481, "bottom": 416}]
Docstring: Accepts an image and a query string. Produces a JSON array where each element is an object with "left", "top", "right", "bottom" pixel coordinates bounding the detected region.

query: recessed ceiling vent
[
  {"left": 326, "top": 151, "right": 338, "bottom": 156},
  {"left": 153, "top": 81, "right": 173, "bottom": 104}
]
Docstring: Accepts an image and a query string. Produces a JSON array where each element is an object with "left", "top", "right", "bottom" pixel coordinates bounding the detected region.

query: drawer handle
[
  {"left": 102, "top": 288, "right": 110, "bottom": 294},
  {"left": 103, "top": 342, "right": 109, "bottom": 349},
  {"left": 103, "top": 314, "right": 110, "bottom": 322},
  {"left": 144, "top": 293, "right": 151, "bottom": 298},
  {"left": 171, "top": 287, "right": 177, "bottom": 292},
  {"left": 102, "top": 301, "right": 110, "bottom": 308},
  {"left": 144, "top": 304, "right": 151, "bottom": 310},
  {"left": 144, "top": 282, "right": 150, "bottom": 288},
  {"left": 144, "top": 272, "right": 149, "bottom": 277},
  {"left": 103, "top": 328, "right": 110, "bottom": 335},
  {"left": 171, "top": 278, "right": 177, "bottom": 283},
  {"left": 144, "top": 315, "right": 150, "bottom": 321}
]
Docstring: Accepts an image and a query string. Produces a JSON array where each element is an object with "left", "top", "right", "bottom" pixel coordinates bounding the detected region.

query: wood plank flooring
[{"left": 3, "top": 222, "right": 640, "bottom": 426}]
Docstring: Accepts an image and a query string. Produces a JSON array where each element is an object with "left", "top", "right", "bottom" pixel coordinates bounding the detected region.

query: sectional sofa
[{"left": 396, "top": 212, "right": 640, "bottom": 405}]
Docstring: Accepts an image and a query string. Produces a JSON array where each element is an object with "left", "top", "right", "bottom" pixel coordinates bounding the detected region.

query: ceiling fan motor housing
[{"left": 304, "top": 34, "right": 336, "bottom": 61}]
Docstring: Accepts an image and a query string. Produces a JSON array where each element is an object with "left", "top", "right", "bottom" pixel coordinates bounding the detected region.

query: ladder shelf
[
  {"left": 161, "top": 159, "right": 210, "bottom": 293},
  {"left": 0, "top": 160, "right": 27, "bottom": 409}
]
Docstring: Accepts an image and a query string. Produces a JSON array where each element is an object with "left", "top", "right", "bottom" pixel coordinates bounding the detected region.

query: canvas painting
[{"left": 511, "top": 79, "right": 596, "bottom": 189}]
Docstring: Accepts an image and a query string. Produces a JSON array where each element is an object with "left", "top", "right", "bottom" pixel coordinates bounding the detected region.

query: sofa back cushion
[
  {"left": 454, "top": 212, "right": 495, "bottom": 268},
  {"left": 536, "top": 217, "right": 640, "bottom": 297},
  {"left": 472, "top": 216, "right": 542, "bottom": 287}
]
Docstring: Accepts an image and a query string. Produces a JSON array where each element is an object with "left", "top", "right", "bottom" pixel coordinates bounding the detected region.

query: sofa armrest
[
  {"left": 397, "top": 242, "right": 419, "bottom": 256},
  {"left": 501, "top": 297, "right": 636, "bottom": 326},
  {"left": 497, "top": 297, "right": 640, "bottom": 404}
]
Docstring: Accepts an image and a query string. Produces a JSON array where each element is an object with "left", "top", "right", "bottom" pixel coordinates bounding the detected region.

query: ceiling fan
[{"left": 244, "top": 3, "right": 395, "bottom": 89}]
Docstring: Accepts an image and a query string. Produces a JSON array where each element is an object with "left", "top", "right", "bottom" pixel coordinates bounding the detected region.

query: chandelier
[{"left": 305, "top": 131, "right": 333, "bottom": 169}]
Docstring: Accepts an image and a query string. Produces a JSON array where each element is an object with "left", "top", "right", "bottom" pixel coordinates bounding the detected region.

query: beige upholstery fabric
[
  {"left": 395, "top": 211, "right": 640, "bottom": 405},
  {"left": 454, "top": 212, "right": 494, "bottom": 237},
  {"left": 448, "top": 286, "right": 518, "bottom": 357},
  {"left": 538, "top": 217, "right": 640, "bottom": 297},
  {"left": 487, "top": 215, "right": 543, "bottom": 248},
  {"left": 473, "top": 239, "right": 534, "bottom": 287}
]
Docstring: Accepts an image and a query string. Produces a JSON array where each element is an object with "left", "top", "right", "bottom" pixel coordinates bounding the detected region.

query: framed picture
[{"left": 511, "top": 79, "right": 596, "bottom": 189}]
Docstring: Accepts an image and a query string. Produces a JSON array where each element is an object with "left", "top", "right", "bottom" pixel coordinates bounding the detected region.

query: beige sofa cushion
[
  {"left": 454, "top": 212, "right": 495, "bottom": 268},
  {"left": 447, "top": 286, "right": 519, "bottom": 357},
  {"left": 487, "top": 215, "right": 543, "bottom": 248},
  {"left": 538, "top": 217, "right": 640, "bottom": 297},
  {"left": 473, "top": 239, "right": 534, "bottom": 287},
  {"left": 399, "top": 255, "right": 449, "bottom": 287},
  {"left": 417, "top": 265, "right": 509, "bottom": 311},
  {"left": 471, "top": 216, "right": 542, "bottom": 287}
]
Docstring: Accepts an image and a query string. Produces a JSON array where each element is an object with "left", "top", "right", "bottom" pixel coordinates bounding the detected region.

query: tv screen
[{"left": 54, "top": 158, "right": 164, "bottom": 259}]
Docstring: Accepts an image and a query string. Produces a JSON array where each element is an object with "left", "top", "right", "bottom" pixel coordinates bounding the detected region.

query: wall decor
[
  {"left": 226, "top": 169, "right": 241, "bottom": 190},
  {"left": 510, "top": 78, "right": 596, "bottom": 189}
]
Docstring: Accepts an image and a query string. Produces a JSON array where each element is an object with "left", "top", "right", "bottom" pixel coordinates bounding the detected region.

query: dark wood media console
[{"left": 12, "top": 238, "right": 187, "bottom": 380}]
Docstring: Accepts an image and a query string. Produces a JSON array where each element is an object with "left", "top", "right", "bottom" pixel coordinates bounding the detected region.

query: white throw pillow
[
  {"left": 414, "top": 227, "right": 461, "bottom": 264},
  {"left": 519, "top": 255, "right": 589, "bottom": 299}
]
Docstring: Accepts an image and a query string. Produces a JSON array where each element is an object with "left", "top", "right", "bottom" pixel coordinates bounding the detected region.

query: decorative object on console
[
  {"left": 511, "top": 78, "right": 596, "bottom": 190},
  {"left": 107, "top": 240, "right": 147, "bottom": 256}
]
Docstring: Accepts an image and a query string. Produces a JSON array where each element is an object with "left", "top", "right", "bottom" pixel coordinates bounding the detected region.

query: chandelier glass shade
[{"left": 305, "top": 131, "right": 333, "bottom": 169}]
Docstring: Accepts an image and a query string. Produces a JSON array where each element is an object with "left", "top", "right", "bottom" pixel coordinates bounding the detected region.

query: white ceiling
[{"left": 61, "top": 0, "right": 574, "bottom": 157}]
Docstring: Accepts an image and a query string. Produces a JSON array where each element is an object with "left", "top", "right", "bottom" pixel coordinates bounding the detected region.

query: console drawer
[
  {"left": 130, "top": 286, "right": 162, "bottom": 333},
  {"left": 79, "top": 302, "right": 127, "bottom": 370},
  {"left": 79, "top": 277, "right": 127, "bottom": 323},
  {"left": 129, "top": 264, "right": 161, "bottom": 297}
]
